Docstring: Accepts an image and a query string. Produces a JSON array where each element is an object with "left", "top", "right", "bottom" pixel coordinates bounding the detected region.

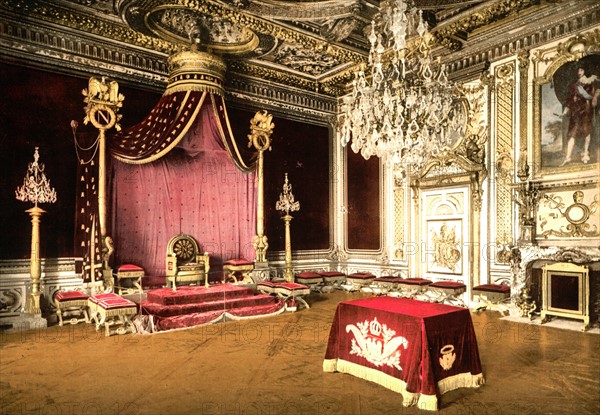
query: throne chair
[{"left": 165, "top": 234, "right": 210, "bottom": 291}]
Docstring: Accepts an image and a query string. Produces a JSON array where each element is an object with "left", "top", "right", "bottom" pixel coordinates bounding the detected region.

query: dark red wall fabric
[
  {"left": 227, "top": 107, "right": 331, "bottom": 252},
  {"left": 346, "top": 147, "right": 381, "bottom": 250},
  {"left": 0, "top": 63, "right": 160, "bottom": 259}
]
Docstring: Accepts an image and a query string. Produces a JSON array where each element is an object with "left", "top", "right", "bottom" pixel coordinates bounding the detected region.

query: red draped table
[{"left": 323, "top": 297, "right": 484, "bottom": 410}]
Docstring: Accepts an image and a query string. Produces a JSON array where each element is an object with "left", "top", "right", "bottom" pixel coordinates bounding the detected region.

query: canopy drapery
[
  {"left": 75, "top": 48, "right": 258, "bottom": 282},
  {"left": 109, "top": 91, "right": 255, "bottom": 173}
]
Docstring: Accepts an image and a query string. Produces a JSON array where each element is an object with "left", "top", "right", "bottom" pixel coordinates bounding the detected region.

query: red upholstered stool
[
  {"left": 296, "top": 272, "right": 324, "bottom": 292},
  {"left": 394, "top": 278, "right": 433, "bottom": 298},
  {"left": 343, "top": 272, "right": 376, "bottom": 292},
  {"left": 55, "top": 290, "right": 90, "bottom": 326},
  {"left": 273, "top": 282, "right": 311, "bottom": 311},
  {"left": 115, "top": 264, "right": 144, "bottom": 295},
  {"left": 223, "top": 259, "right": 254, "bottom": 284},
  {"left": 427, "top": 281, "right": 467, "bottom": 307},
  {"left": 472, "top": 283, "right": 511, "bottom": 314},
  {"left": 88, "top": 293, "right": 137, "bottom": 336},
  {"left": 371, "top": 276, "right": 404, "bottom": 295},
  {"left": 317, "top": 271, "right": 346, "bottom": 290},
  {"left": 256, "top": 280, "right": 277, "bottom": 294},
  {"left": 257, "top": 280, "right": 311, "bottom": 311}
]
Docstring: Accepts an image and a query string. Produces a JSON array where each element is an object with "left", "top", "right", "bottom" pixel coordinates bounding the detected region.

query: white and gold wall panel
[{"left": 491, "top": 60, "right": 517, "bottom": 265}]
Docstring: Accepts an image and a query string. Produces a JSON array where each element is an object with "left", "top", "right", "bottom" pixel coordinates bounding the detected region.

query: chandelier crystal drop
[{"left": 340, "top": 0, "right": 465, "bottom": 176}]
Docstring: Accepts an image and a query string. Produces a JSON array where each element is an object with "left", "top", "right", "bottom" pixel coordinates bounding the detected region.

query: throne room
[{"left": 0, "top": 1, "right": 599, "bottom": 414}]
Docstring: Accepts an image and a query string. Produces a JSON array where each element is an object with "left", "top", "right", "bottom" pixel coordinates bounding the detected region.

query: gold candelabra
[
  {"left": 512, "top": 151, "right": 541, "bottom": 244},
  {"left": 15, "top": 147, "right": 57, "bottom": 315},
  {"left": 275, "top": 173, "right": 300, "bottom": 282}
]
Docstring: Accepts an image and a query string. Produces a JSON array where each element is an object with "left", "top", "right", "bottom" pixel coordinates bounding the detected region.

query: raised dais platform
[{"left": 140, "top": 284, "right": 284, "bottom": 332}]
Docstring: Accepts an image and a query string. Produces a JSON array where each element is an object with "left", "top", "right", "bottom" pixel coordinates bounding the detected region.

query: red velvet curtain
[{"left": 110, "top": 103, "right": 257, "bottom": 280}]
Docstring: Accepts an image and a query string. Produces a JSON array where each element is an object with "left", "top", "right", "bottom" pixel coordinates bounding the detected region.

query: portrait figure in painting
[{"left": 540, "top": 55, "right": 600, "bottom": 169}]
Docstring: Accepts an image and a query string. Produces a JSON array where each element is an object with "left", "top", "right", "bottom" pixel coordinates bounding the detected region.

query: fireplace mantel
[{"left": 508, "top": 245, "right": 600, "bottom": 317}]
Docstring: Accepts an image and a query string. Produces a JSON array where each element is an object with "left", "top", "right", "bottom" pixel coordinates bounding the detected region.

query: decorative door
[{"left": 420, "top": 187, "right": 469, "bottom": 283}]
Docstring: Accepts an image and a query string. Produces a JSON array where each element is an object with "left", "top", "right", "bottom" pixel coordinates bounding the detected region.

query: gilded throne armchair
[{"left": 166, "top": 234, "right": 210, "bottom": 291}]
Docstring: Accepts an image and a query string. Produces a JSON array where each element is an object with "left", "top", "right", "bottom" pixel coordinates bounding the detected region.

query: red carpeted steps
[{"left": 140, "top": 284, "right": 284, "bottom": 331}]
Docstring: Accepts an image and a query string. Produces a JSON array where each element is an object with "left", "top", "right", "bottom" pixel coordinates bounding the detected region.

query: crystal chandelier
[
  {"left": 15, "top": 147, "right": 57, "bottom": 207},
  {"left": 340, "top": 0, "right": 464, "bottom": 176}
]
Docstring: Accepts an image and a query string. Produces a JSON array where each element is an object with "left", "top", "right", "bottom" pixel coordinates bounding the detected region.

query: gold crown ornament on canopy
[{"left": 166, "top": 45, "right": 227, "bottom": 95}]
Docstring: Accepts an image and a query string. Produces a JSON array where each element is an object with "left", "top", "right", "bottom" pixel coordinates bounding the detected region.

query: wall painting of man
[{"left": 540, "top": 54, "right": 600, "bottom": 170}]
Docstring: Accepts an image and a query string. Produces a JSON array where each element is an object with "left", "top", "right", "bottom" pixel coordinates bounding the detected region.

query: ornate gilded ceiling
[{"left": 1, "top": 0, "right": 599, "bottom": 117}]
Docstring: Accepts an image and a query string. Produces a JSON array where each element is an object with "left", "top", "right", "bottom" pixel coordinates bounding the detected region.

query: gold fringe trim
[
  {"left": 209, "top": 95, "right": 256, "bottom": 173},
  {"left": 437, "top": 372, "right": 485, "bottom": 395},
  {"left": 322, "top": 358, "right": 438, "bottom": 411}
]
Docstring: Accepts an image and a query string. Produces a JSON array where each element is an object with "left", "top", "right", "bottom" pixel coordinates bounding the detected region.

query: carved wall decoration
[
  {"left": 0, "top": 288, "right": 23, "bottom": 314},
  {"left": 433, "top": 0, "right": 542, "bottom": 51},
  {"left": 493, "top": 61, "right": 516, "bottom": 263},
  {"left": 272, "top": 43, "right": 340, "bottom": 76},
  {"left": 320, "top": 17, "right": 359, "bottom": 42},
  {"left": 538, "top": 188, "right": 600, "bottom": 239},
  {"left": 422, "top": 189, "right": 467, "bottom": 277},
  {"left": 430, "top": 221, "right": 462, "bottom": 273}
]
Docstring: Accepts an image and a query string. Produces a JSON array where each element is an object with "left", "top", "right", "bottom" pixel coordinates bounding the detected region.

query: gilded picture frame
[{"left": 533, "top": 35, "right": 600, "bottom": 176}]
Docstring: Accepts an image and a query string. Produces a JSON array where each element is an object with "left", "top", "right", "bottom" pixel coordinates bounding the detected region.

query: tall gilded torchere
[
  {"left": 248, "top": 110, "right": 275, "bottom": 267},
  {"left": 275, "top": 173, "right": 300, "bottom": 282},
  {"left": 82, "top": 77, "right": 124, "bottom": 290},
  {"left": 15, "top": 147, "right": 57, "bottom": 315}
]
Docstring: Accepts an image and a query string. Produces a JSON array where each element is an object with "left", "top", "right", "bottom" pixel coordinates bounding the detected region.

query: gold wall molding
[
  {"left": 1, "top": 0, "right": 173, "bottom": 53},
  {"left": 533, "top": 29, "right": 600, "bottom": 85},
  {"left": 434, "top": 0, "right": 542, "bottom": 51},
  {"left": 446, "top": 2, "right": 600, "bottom": 81},
  {"left": 518, "top": 49, "right": 530, "bottom": 157}
]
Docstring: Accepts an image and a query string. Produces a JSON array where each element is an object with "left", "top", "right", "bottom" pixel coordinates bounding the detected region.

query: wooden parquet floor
[{"left": 1, "top": 290, "right": 599, "bottom": 415}]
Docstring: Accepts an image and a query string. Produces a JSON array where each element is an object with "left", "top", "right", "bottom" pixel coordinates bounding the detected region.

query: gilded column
[
  {"left": 25, "top": 206, "right": 44, "bottom": 314},
  {"left": 82, "top": 77, "right": 124, "bottom": 290},
  {"left": 248, "top": 110, "right": 275, "bottom": 267}
]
